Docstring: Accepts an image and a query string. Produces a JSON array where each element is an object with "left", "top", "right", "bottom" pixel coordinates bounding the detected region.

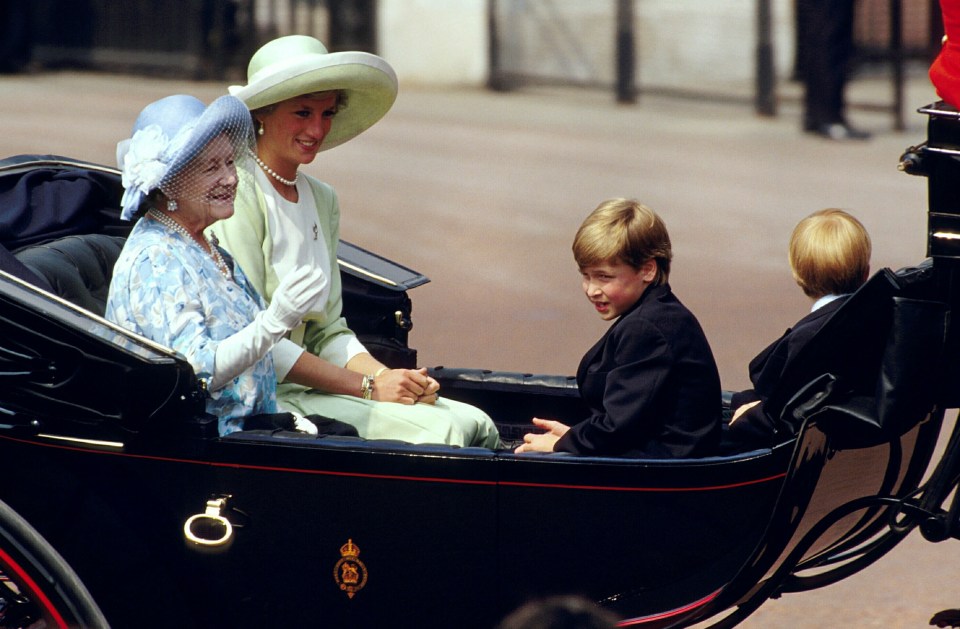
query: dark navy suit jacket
[
  {"left": 555, "top": 283, "right": 722, "bottom": 458},
  {"left": 729, "top": 296, "right": 849, "bottom": 445}
]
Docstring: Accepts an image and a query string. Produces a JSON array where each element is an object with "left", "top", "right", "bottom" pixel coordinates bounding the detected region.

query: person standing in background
[{"left": 797, "top": 0, "right": 871, "bottom": 141}]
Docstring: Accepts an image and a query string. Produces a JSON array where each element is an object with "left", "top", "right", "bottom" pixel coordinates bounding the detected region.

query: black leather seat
[
  {"left": 767, "top": 266, "right": 946, "bottom": 448},
  {"left": 14, "top": 234, "right": 125, "bottom": 316}
]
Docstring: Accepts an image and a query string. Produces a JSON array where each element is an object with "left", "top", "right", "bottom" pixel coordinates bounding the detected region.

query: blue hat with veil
[{"left": 116, "top": 94, "right": 254, "bottom": 220}]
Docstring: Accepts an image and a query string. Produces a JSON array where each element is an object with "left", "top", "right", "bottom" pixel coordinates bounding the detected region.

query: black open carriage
[{"left": 2, "top": 102, "right": 960, "bottom": 628}]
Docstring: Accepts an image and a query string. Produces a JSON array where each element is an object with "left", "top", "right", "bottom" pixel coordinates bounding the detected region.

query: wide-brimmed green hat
[{"left": 228, "top": 35, "right": 398, "bottom": 152}]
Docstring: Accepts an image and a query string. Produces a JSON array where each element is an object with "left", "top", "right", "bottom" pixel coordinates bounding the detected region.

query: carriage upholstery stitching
[{"left": 13, "top": 233, "right": 125, "bottom": 317}]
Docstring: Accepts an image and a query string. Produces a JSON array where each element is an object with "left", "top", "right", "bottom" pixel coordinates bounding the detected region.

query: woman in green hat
[{"left": 214, "top": 35, "right": 500, "bottom": 448}]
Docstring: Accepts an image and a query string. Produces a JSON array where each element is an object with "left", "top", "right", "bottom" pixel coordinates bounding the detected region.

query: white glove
[
  {"left": 210, "top": 266, "right": 327, "bottom": 390},
  {"left": 293, "top": 413, "right": 319, "bottom": 435},
  {"left": 263, "top": 266, "right": 328, "bottom": 334}
]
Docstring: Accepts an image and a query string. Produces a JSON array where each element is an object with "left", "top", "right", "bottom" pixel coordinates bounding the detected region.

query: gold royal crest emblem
[{"left": 333, "top": 538, "right": 368, "bottom": 599}]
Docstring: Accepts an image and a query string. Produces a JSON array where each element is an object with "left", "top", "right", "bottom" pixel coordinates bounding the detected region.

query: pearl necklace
[
  {"left": 147, "top": 209, "right": 231, "bottom": 279},
  {"left": 250, "top": 151, "right": 298, "bottom": 187}
]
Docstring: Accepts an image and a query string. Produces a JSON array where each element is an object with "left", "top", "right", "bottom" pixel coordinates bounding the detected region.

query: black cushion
[
  {"left": 0, "top": 244, "right": 53, "bottom": 292},
  {"left": 14, "top": 234, "right": 125, "bottom": 316}
]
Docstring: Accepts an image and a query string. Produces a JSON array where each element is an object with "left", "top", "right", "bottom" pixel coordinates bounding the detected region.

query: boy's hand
[
  {"left": 730, "top": 400, "right": 761, "bottom": 425},
  {"left": 514, "top": 418, "right": 570, "bottom": 453}
]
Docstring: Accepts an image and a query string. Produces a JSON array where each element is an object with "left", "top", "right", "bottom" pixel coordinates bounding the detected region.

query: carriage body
[{"left": 0, "top": 126, "right": 956, "bottom": 629}]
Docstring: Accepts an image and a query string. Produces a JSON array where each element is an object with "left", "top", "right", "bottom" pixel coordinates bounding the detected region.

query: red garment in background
[{"left": 931, "top": 0, "right": 960, "bottom": 107}]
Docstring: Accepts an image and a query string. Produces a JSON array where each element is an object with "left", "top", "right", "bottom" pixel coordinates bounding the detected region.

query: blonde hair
[
  {"left": 789, "top": 208, "right": 871, "bottom": 298},
  {"left": 572, "top": 198, "right": 672, "bottom": 286}
]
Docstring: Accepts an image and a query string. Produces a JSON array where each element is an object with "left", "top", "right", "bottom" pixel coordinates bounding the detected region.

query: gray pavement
[{"left": 1, "top": 69, "right": 957, "bottom": 627}]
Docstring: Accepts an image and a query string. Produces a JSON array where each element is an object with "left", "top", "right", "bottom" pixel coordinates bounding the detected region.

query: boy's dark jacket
[
  {"left": 728, "top": 296, "right": 849, "bottom": 446},
  {"left": 556, "top": 283, "right": 721, "bottom": 458}
]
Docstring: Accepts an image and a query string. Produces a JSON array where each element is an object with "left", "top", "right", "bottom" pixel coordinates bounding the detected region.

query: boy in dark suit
[
  {"left": 515, "top": 199, "right": 721, "bottom": 458},
  {"left": 729, "top": 208, "right": 871, "bottom": 445}
]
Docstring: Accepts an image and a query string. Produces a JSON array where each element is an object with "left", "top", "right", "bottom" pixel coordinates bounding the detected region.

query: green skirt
[{"left": 276, "top": 383, "right": 502, "bottom": 449}]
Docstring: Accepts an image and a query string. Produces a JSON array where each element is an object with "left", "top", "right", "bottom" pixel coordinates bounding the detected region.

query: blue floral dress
[{"left": 106, "top": 218, "right": 277, "bottom": 435}]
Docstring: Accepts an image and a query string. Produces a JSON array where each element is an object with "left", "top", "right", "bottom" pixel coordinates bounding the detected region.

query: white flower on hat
[{"left": 121, "top": 124, "right": 170, "bottom": 196}]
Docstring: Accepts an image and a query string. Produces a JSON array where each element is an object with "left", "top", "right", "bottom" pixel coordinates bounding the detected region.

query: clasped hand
[{"left": 373, "top": 367, "right": 439, "bottom": 405}]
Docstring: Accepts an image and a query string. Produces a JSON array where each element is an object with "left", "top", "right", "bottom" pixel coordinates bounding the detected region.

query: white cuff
[
  {"left": 273, "top": 338, "right": 306, "bottom": 382},
  {"left": 319, "top": 334, "right": 368, "bottom": 368}
]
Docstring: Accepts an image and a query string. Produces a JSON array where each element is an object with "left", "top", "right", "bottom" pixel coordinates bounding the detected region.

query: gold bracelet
[
  {"left": 360, "top": 374, "right": 374, "bottom": 400},
  {"left": 374, "top": 367, "right": 388, "bottom": 378}
]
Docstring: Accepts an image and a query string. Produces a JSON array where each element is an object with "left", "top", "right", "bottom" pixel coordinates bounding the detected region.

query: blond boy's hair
[
  {"left": 572, "top": 198, "right": 672, "bottom": 286},
  {"left": 789, "top": 208, "right": 871, "bottom": 298}
]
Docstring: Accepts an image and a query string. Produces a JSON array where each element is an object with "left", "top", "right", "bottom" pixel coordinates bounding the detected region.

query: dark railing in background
[
  {"left": 489, "top": 0, "right": 943, "bottom": 130},
  {"left": 9, "top": 0, "right": 377, "bottom": 82},
  {"left": 756, "top": 0, "right": 777, "bottom": 117},
  {"left": 1, "top": 0, "right": 944, "bottom": 130},
  {"left": 614, "top": 0, "right": 636, "bottom": 104},
  {"left": 851, "top": 0, "right": 944, "bottom": 130},
  {"left": 23, "top": 0, "right": 252, "bottom": 80}
]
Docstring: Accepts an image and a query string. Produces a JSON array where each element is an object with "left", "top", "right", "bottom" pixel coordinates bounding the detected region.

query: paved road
[{"left": 1, "top": 70, "right": 957, "bottom": 627}]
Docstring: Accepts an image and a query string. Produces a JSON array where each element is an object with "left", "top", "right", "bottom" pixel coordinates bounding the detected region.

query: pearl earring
[
  {"left": 167, "top": 199, "right": 178, "bottom": 212},
  {"left": 257, "top": 121, "right": 264, "bottom": 136}
]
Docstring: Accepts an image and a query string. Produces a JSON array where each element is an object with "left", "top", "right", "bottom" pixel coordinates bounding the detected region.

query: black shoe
[{"left": 805, "top": 122, "right": 871, "bottom": 141}]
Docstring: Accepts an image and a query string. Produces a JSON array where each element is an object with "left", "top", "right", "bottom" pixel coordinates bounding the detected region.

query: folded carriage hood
[{"left": 0, "top": 271, "right": 205, "bottom": 438}]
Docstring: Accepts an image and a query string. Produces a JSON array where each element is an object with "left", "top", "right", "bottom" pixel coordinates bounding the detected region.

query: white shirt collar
[{"left": 811, "top": 294, "right": 843, "bottom": 312}]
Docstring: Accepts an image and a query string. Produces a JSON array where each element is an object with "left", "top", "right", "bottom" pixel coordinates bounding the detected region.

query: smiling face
[
  {"left": 580, "top": 258, "right": 656, "bottom": 321},
  {"left": 169, "top": 134, "right": 239, "bottom": 232},
  {"left": 255, "top": 92, "right": 340, "bottom": 177}
]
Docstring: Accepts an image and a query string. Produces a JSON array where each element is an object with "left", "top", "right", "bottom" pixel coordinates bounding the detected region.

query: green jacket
[{"left": 211, "top": 174, "right": 360, "bottom": 369}]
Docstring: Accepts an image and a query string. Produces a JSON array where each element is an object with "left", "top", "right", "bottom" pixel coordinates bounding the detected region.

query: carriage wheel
[{"left": 0, "top": 498, "right": 107, "bottom": 628}]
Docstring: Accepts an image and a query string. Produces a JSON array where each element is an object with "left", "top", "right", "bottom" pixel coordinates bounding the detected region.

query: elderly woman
[
  {"left": 106, "top": 93, "right": 338, "bottom": 437},
  {"left": 214, "top": 35, "right": 500, "bottom": 448}
]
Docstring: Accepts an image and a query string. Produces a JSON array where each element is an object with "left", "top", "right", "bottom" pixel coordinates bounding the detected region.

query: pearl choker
[
  {"left": 147, "top": 209, "right": 231, "bottom": 279},
  {"left": 250, "top": 151, "right": 298, "bottom": 187}
]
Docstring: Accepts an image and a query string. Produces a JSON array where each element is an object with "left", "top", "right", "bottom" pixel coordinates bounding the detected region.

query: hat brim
[
  {"left": 229, "top": 51, "right": 398, "bottom": 152},
  {"left": 163, "top": 94, "right": 254, "bottom": 182}
]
